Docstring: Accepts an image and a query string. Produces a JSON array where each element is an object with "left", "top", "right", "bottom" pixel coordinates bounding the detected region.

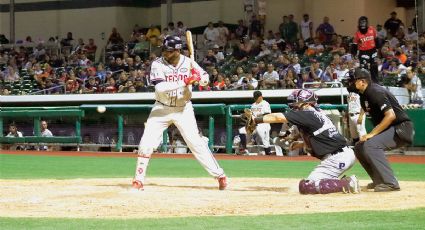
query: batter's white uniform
[
  {"left": 251, "top": 100, "right": 271, "bottom": 150},
  {"left": 347, "top": 92, "right": 366, "bottom": 140},
  {"left": 134, "top": 54, "right": 225, "bottom": 184}
]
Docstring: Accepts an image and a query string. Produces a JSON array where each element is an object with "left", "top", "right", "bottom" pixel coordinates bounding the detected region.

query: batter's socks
[{"left": 134, "top": 155, "right": 151, "bottom": 182}]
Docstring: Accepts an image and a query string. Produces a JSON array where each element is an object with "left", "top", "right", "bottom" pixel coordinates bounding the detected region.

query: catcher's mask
[{"left": 287, "top": 89, "right": 318, "bottom": 110}]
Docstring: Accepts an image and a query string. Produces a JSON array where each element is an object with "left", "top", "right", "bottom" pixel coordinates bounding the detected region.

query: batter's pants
[{"left": 138, "top": 102, "right": 225, "bottom": 178}]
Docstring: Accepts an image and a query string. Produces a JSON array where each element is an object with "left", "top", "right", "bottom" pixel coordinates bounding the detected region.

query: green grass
[
  {"left": 1, "top": 154, "right": 425, "bottom": 181},
  {"left": 1, "top": 208, "right": 424, "bottom": 230}
]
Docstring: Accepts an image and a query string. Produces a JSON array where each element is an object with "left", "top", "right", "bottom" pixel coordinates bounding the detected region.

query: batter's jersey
[
  {"left": 285, "top": 108, "right": 347, "bottom": 159},
  {"left": 150, "top": 54, "right": 208, "bottom": 107},
  {"left": 251, "top": 100, "right": 271, "bottom": 117},
  {"left": 354, "top": 26, "right": 377, "bottom": 51},
  {"left": 347, "top": 92, "right": 362, "bottom": 114}
]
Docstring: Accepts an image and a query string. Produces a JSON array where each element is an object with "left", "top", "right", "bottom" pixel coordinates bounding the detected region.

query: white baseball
[{"left": 97, "top": 106, "right": 106, "bottom": 113}]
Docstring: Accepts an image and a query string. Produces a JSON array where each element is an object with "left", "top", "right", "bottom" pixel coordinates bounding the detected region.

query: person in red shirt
[{"left": 352, "top": 16, "right": 379, "bottom": 83}]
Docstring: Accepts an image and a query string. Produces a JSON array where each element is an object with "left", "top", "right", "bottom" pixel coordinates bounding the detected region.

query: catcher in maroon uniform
[{"left": 241, "top": 89, "right": 360, "bottom": 194}]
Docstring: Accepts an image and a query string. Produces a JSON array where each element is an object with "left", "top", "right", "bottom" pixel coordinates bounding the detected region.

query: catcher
[{"left": 241, "top": 89, "right": 360, "bottom": 194}]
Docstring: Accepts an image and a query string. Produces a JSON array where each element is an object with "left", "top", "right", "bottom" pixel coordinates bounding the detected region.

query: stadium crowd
[{"left": 0, "top": 12, "right": 423, "bottom": 105}]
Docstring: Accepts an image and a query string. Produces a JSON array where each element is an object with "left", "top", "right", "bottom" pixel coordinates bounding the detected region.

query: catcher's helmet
[
  {"left": 163, "top": 35, "right": 183, "bottom": 51},
  {"left": 288, "top": 89, "right": 318, "bottom": 110}
]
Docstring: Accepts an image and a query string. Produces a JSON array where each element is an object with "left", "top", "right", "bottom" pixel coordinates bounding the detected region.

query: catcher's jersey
[
  {"left": 150, "top": 54, "right": 208, "bottom": 107},
  {"left": 347, "top": 92, "right": 362, "bottom": 113},
  {"left": 251, "top": 100, "right": 271, "bottom": 117},
  {"left": 285, "top": 108, "right": 347, "bottom": 159}
]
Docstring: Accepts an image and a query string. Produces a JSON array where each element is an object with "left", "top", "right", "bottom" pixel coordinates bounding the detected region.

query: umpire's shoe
[{"left": 374, "top": 184, "right": 400, "bottom": 192}]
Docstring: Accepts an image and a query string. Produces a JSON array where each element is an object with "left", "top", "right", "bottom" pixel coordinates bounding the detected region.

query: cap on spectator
[
  {"left": 253, "top": 90, "right": 262, "bottom": 100},
  {"left": 213, "top": 44, "right": 219, "bottom": 49},
  {"left": 390, "top": 11, "right": 397, "bottom": 15},
  {"left": 106, "top": 70, "right": 113, "bottom": 74},
  {"left": 310, "top": 58, "right": 318, "bottom": 63}
]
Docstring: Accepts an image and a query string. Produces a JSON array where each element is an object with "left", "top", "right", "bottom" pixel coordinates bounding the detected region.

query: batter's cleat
[
  {"left": 132, "top": 179, "right": 144, "bottom": 191},
  {"left": 374, "top": 184, "right": 400, "bottom": 192},
  {"left": 218, "top": 176, "right": 228, "bottom": 190},
  {"left": 342, "top": 175, "right": 360, "bottom": 194}
]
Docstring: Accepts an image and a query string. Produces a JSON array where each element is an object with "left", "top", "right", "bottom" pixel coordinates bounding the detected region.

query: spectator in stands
[
  {"left": 300, "top": 14, "right": 313, "bottom": 42},
  {"left": 202, "top": 49, "right": 218, "bottom": 69},
  {"left": 83, "top": 76, "right": 100, "bottom": 94},
  {"left": 0, "top": 34, "right": 9, "bottom": 44},
  {"left": 295, "top": 38, "right": 308, "bottom": 56},
  {"left": 256, "top": 43, "right": 271, "bottom": 59},
  {"left": 282, "top": 67, "right": 297, "bottom": 89},
  {"left": 308, "top": 37, "right": 325, "bottom": 55},
  {"left": 404, "top": 67, "right": 423, "bottom": 105},
  {"left": 309, "top": 59, "right": 324, "bottom": 83},
  {"left": 212, "top": 44, "right": 225, "bottom": 63},
  {"left": 232, "top": 42, "right": 249, "bottom": 62},
  {"left": 104, "top": 77, "right": 117, "bottom": 93},
  {"left": 235, "top": 19, "right": 248, "bottom": 39},
  {"left": 237, "top": 73, "right": 258, "bottom": 90},
  {"left": 286, "top": 14, "right": 299, "bottom": 44},
  {"left": 65, "top": 71, "right": 81, "bottom": 93},
  {"left": 60, "top": 32, "right": 74, "bottom": 51},
  {"left": 383, "top": 58, "right": 406, "bottom": 78},
  {"left": 406, "top": 26, "right": 418, "bottom": 42},
  {"left": 384, "top": 11, "right": 404, "bottom": 38},
  {"left": 279, "top": 16, "right": 289, "bottom": 41},
  {"left": 249, "top": 14, "right": 263, "bottom": 37},
  {"left": 134, "top": 78, "right": 148, "bottom": 92},
  {"left": 3, "top": 66, "right": 20, "bottom": 82},
  {"left": 223, "top": 77, "right": 237, "bottom": 90},
  {"left": 176, "top": 21, "right": 187, "bottom": 38},
  {"left": 146, "top": 25, "right": 161, "bottom": 44},
  {"left": 217, "top": 21, "right": 229, "bottom": 47},
  {"left": 298, "top": 69, "right": 314, "bottom": 88},
  {"left": 107, "top": 27, "right": 124, "bottom": 46},
  {"left": 84, "top": 38, "right": 97, "bottom": 62},
  {"left": 260, "top": 63, "right": 279, "bottom": 89},
  {"left": 263, "top": 30, "right": 276, "bottom": 47},
  {"left": 204, "top": 22, "right": 220, "bottom": 49},
  {"left": 316, "top": 16, "right": 335, "bottom": 44},
  {"left": 81, "top": 134, "right": 99, "bottom": 152},
  {"left": 167, "top": 22, "right": 177, "bottom": 36},
  {"left": 213, "top": 73, "right": 226, "bottom": 90},
  {"left": 118, "top": 79, "right": 134, "bottom": 93},
  {"left": 330, "top": 35, "right": 346, "bottom": 55}
]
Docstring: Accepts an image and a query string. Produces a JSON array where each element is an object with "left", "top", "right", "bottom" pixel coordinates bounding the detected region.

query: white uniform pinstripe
[{"left": 347, "top": 92, "right": 367, "bottom": 139}]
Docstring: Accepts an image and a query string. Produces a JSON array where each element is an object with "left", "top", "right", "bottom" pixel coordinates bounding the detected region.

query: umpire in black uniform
[{"left": 353, "top": 68, "right": 414, "bottom": 192}]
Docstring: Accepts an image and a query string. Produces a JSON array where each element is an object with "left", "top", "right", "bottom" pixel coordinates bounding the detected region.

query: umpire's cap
[
  {"left": 163, "top": 35, "right": 183, "bottom": 51},
  {"left": 353, "top": 68, "right": 371, "bottom": 81},
  {"left": 253, "top": 90, "right": 262, "bottom": 100}
]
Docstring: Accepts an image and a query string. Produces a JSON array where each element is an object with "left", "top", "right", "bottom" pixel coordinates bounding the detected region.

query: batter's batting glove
[
  {"left": 240, "top": 109, "right": 257, "bottom": 135},
  {"left": 184, "top": 68, "right": 201, "bottom": 85}
]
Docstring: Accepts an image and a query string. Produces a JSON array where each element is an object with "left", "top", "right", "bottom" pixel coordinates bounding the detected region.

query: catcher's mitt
[{"left": 240, "top": 108, "right": 257, "bottom": 135}]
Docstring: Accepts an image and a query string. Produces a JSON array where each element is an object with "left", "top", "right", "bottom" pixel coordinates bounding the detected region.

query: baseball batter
[
  {"left": 250, "top": 91, "right": 272, "bottom": 155},
  {"left": 347, "top": 92, "right": 366, "bottom": 144},
  {"left": 242, "top": 89, "right": 360, "bottom": 194},
  {"left": 132, "top": 36, "right": 227, "bottom": 190}
]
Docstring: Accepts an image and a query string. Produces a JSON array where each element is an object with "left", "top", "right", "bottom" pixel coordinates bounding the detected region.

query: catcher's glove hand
[{"left": 240, "top": 108, "right": 257, "bottom": 135}]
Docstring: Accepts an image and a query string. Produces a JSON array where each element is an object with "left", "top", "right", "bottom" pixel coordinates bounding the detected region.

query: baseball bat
[{"left": 186, "top": 30, "right": 195, "bottom": 61}]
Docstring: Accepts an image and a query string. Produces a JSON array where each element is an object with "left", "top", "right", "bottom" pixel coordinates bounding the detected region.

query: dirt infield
[{"left": 1, "top": 178, "right": 425, "bottom": 219}]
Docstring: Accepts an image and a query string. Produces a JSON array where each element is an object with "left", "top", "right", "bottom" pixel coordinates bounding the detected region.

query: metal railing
[{"left": 302, "top": 81, "right": 345, "bottom": 104}]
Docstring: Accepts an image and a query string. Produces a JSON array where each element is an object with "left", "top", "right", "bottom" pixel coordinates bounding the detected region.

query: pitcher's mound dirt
[{"left": 1, "top": 178, "right": 424, "bottom": 219}]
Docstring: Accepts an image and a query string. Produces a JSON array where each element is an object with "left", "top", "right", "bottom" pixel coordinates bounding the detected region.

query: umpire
[{"left": 353, "top": 68, "right": 414, "bottom": 192}]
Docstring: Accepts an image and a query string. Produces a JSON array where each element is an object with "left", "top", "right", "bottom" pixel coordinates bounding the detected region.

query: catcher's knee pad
[{"left": 299, "top": 179, "right": 318, "bottom": 194}]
